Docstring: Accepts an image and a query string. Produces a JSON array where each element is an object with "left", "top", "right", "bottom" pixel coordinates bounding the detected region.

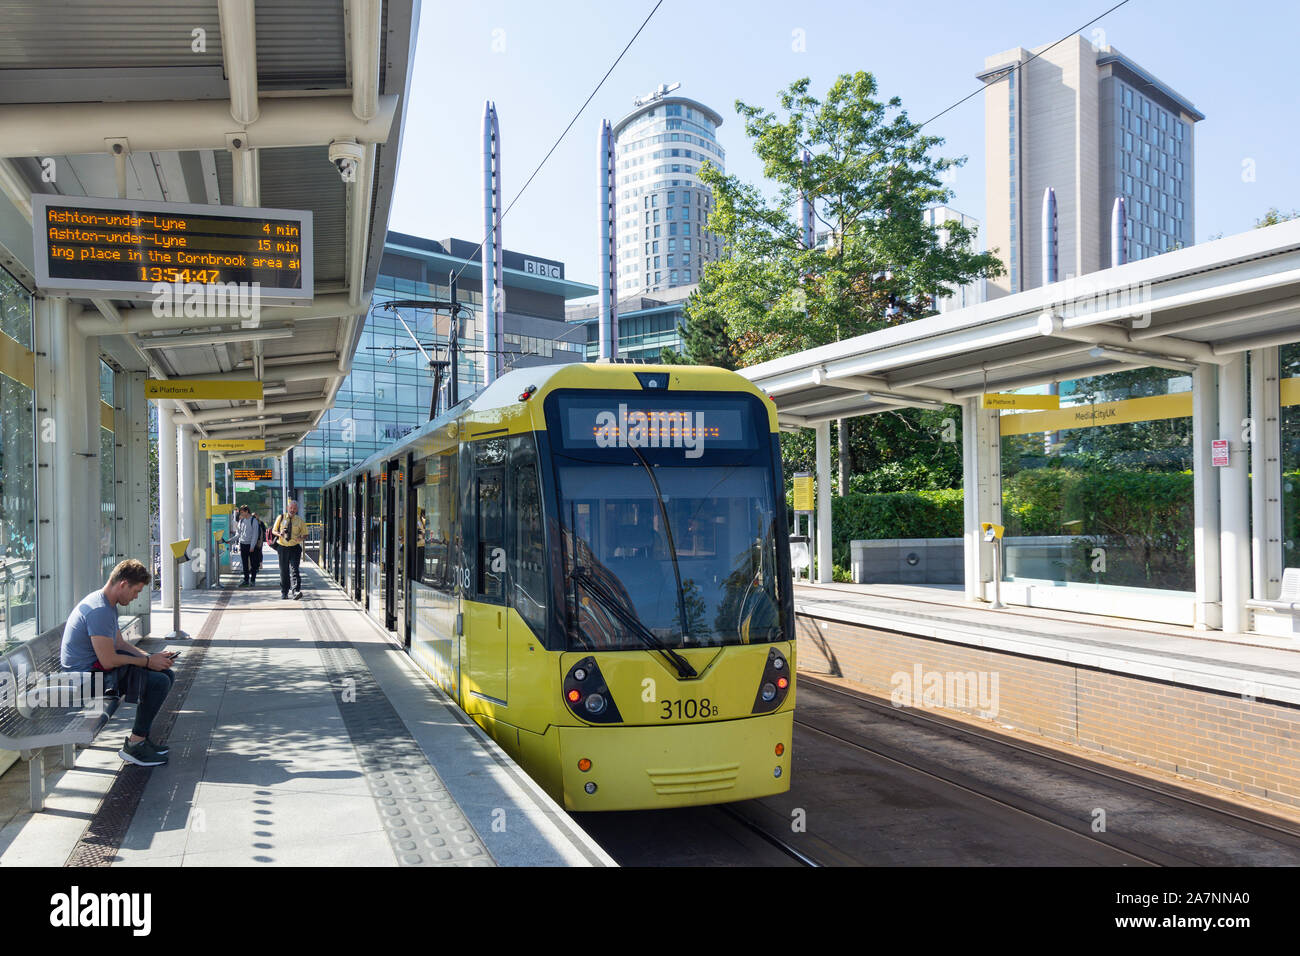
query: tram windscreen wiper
[{"left": 571, "top": 566, "right": 698, "bottom": 679}]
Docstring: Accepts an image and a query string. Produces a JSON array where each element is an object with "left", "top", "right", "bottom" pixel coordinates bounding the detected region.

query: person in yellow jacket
[{"left": 272, "top": 500, "right": 309, "bottom": 600}]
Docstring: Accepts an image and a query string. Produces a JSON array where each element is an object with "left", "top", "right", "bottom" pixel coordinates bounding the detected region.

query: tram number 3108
[{"left": 661, "top": 698, "right": 719, "bottom": 720}]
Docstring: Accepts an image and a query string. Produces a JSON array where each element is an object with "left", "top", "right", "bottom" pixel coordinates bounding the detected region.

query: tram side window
[
  {"left": 368, "top": 477, "right": 382, "bottom": 562},
  {"left": 415, "top": 450, "right": 456, "bottom": 591},
  {"left": 509, "top": 435, "right": 547, "bottom": 639}
]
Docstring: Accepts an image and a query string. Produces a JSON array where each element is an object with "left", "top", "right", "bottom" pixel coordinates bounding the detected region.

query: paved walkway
[
  {"left": 795, "top": 582, "right": 1300, "bottom": 705},
  {"left": 0, "top": 557, "right": 614, "bottom": 867}
]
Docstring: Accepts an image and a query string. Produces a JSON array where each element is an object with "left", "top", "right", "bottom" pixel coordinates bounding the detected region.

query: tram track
[
  {"left": 714, "top": 804, "right": 821, "bottom": 867},
  {"left": 784, "top": 675, "right": 1300, "bottom": 866},
  {"left": 801, "top": 675, "right": 1300, "bottom": 846}
]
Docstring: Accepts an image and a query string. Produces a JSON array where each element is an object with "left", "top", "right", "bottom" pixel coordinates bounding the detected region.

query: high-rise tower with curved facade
[{"left": 612, "top": 86, "right": 724, "bottom": 296}]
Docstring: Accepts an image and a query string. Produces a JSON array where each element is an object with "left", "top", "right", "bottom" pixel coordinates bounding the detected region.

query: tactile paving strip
[
  {"left": 302, "top": 595, "right": 495, "bottom": 867},
  {"left": 66, "top": 591, "right": 232, "bottom": 867}
]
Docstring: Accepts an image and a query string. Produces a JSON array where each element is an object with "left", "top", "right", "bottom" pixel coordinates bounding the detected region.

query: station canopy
[
  {"left": 0, "top": 0, "right": 421, "bottom": 458},
  {"left": 740, "top": 220, "right": 1300, "bottom": 424}
]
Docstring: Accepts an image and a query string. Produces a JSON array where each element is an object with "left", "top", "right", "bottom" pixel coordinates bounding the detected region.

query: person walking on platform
[
  {"left": 273, "top": 500, "right": 308, "bottom": 600},
  {"left": 234, "top": 506, "right": 266, "bottom": 587},
  {"left": 60, "top": 559, "right": 177, "bottom": 767}
]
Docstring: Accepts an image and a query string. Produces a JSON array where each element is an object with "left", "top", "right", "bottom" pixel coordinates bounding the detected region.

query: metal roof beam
[
  {"left": 187, "top": 397, "right": 328, "bottom": 424},
  {"left": 138, "top": 326, "right": 296, "bottom": 349},
  {"left": 949, "top": 360, "right": 1147, "bottom": 400},
  {"left": 812, "top": 366, "right": 955, "bottom": 403},
  {"left": 887, "top": 343, "right": 1096, "bottom": 390},
  {"left": 73, "top": 294, "right": 359, "bottom": 335},
  {"left": 1038, "top": 312, "right": 1232, "bottom": 366},
  {"left": 1129, "top": 298, "right": 1300, "bottom": 341},
  {"left": 351, "top": 0, "right": 382, "bottom": 121},
  {"left": 218, "top": 0, "right": 260, "bottom": 125},
  {"left": 0, "top": 95, "right": 400, "bottom": 157}
]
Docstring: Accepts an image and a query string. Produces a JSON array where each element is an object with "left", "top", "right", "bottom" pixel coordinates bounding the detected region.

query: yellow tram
[{"left": 321, "top": 363, "right": 794, "bottom": 810}]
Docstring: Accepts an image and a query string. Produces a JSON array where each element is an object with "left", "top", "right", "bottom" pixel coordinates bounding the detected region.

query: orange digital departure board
[
  {"left": 232, "top": 469, "right": 274, "bottom": 480},
  {"left": 32, "top": 194, "right": 313, "bottom": 301}
]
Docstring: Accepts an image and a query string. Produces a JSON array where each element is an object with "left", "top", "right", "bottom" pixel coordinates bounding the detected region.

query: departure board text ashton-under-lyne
[{"left": 32, "top": 194, "right": 314, "bottom": 301}]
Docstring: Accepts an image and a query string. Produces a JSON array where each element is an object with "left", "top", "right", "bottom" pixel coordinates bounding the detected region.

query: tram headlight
[
  {"left": 563, "top": 657, "right": 623, "bottom": 724},
  {"left": 752, "top": 647, "right": 792, "bottom": 714}
]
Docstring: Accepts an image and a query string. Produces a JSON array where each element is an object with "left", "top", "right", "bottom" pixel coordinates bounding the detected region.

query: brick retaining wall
[{"left": 797, "top": 613, "right": 1300, "bottom": 809}]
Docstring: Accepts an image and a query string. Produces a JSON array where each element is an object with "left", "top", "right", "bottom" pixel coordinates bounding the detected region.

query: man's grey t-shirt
[{"left": 60, "top": 590, "right": 118, "bottom": 671}]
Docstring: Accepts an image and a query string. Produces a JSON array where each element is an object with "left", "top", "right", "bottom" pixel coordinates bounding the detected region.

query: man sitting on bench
[{"left": 60, "top": 559, "right": 177, "bottom": 767}]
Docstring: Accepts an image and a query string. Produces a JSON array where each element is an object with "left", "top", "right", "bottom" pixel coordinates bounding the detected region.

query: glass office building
[
  {"left": 566, "top": 291, "right": 689, "bottom": 363},
  {"left": 288, "top": 233, "right": 595, "bottom": 520}
]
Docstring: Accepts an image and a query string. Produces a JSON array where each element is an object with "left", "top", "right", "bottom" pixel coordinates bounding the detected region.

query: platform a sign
[
  {"left": 199, "top": 439, "right": 266, "bottom": 452},
  {"left": 146, "top": 379, "right": 263, "bottom": 401}
]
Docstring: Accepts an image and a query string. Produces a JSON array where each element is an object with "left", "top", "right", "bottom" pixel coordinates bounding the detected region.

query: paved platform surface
[
  {"left": 0, "top": 554, "right": 614, "bottom": 867},
  {"left": 794, "top": 582, "right": 1300, "bottom": 706}
]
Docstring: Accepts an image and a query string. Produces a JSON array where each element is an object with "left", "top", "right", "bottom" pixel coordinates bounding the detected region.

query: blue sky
[{"left": 389, "top": 0, "right": 1299, "bottom": 289}]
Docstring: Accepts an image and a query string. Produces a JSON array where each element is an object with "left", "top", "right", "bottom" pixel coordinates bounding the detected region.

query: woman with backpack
[{"left": 235, "top": 506, "right": 267, "bottom": 587}]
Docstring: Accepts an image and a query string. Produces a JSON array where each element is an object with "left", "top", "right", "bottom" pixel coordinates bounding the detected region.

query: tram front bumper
[{"left": 557, "top": 710, "right": 793, "bottom": 811}]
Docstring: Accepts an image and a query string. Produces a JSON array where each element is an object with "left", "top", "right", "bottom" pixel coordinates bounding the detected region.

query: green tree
[
  {"left": 661, "top": 270, "right": 736, "bottom": 368},
  {"left": 684, "top": 72, "right": 1001, "bottom": 487},
  {"left": 1256, "top": 207, "right": 1300, "bottom": 228},
  {"left": 688, "top": 72, "right": 1003, "bottom": 364}
]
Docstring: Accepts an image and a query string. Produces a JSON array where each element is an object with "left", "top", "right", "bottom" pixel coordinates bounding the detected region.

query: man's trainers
[
  {"left": 293, "top": 590, "right": 303, "bottom": 600},
  {"left": 124, "top": 735, "right": 169, "bottom": 756},
  {"left": 119, "top": 738, "right": 167, "bottom": 767}
]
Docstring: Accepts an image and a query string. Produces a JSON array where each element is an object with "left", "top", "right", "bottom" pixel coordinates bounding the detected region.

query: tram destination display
[{"left": 32, "top": 194, "right": 313, "bottom": 301}]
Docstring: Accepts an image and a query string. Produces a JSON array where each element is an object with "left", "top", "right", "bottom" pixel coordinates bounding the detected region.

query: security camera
[{"left": 328, "top": 140, "right": 364, "bottom": 183}]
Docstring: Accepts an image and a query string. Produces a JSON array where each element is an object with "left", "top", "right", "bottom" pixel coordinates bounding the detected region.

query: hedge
[{"left": 796, "top": 469, "right": 1300, "bottom": 589}]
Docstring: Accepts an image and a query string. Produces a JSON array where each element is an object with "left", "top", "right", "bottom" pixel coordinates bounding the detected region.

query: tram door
[
  {"left": 396, "top": 454, "right": 414, "bottom": 646},
  {"left": 353, "top": 476, "right": 364, "bottom": 601},
  {"left": 385, "top": 457, "right": 408, "bottom": 641},
  {"left": 463, "top": 438, "right": 508, "bottom": 708}
]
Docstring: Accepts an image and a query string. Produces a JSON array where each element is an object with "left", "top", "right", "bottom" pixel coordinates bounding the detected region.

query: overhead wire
[{"left": 448, "top": 0, "right": 666, "bottom": 291}]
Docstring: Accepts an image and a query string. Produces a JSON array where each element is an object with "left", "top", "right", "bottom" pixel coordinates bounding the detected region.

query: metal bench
[
  {"left": 0, "top": 622, "right": 129, "bottom": 811},
  {"left": 1247, "top": 567, "right": 1300, "bottom": 631}
]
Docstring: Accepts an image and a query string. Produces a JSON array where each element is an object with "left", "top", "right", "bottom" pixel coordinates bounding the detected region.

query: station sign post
[
  {"left": 981, "top": 522, "right": 1006, "bottom": 609},
  {"left": 791, "top": 472, "right": 814, "bottom": 580}
]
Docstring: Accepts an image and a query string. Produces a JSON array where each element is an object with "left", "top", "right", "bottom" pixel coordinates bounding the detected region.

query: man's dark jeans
[
  {"left": 131, "top": 669, "right": 175, "bottom": 737},
  {"left": 279, "top": 543, "right": 302, "bottom": 596},
  {"left": 103, "top": 662, "right": 176, "bottom": 738}
]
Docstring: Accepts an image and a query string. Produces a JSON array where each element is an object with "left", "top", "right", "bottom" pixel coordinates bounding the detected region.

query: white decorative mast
[
  {"left": 482, "top": 100, "right": 504, "bottom": 384},
  {"left": 1041, "top": 186, "right": 1058, "bottom": 286},
  {"left": 598, "top": 119, "right": 619, "bottom": 361},
  {"left": 801, "top": 149, "right": 814, "bottom": 248},
  {"left": 1111, "top": 196, "right": 1128, "bottom": 267}
]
